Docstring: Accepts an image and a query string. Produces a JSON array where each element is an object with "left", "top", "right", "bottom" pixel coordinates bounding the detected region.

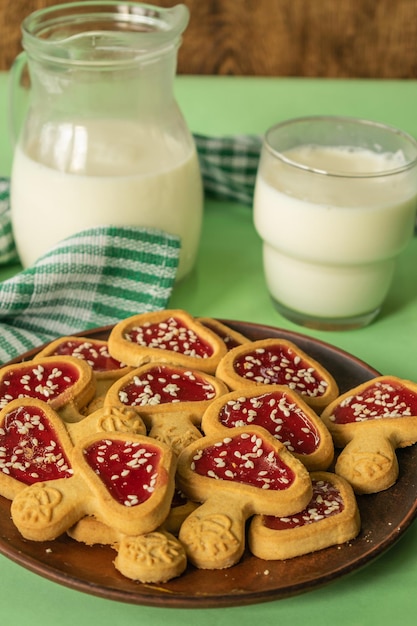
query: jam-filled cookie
[
  {"left": 67, "top": 487, "right": 197, "bottom": 583},
  {"left": 321, "top": 376, "right": 417, "bottom": 493},
  {"left": 11, "top": 432, "right": 176, "bottom": 541},
  {"left": 36, "top": 336, "right": 131, "bottom": 398},
  {"left": 68, "top": 517, "right": 187, "bottom": 584},
  {"left": 104, "top": 362, "right": 228, "bottom": 455},
  {"left": 216, "top": 339, "right": 338, "bottom": 411},
  {"left": 108, "top": 309, "right": 227, "bottom": 374},
  {"left": 201, "top": 384, "right": 334, "bottom": 471},
  {"left": 0, "top": 398, "right": 75, "bottom": 501},
  {"left": 198, "top": 318, "right": 251, "bottom": 350},
  {"left": 176, "top": 425, "right": 312, "bottom": 569},
  {"left": 0, "top": 398, "right": 148, "bottom": 500},
  {"left": 0, "top": 356, "right": 96, "bottom": 423},
  {"left": 248, "top": 471, "right": 360, "bottom": 560}
]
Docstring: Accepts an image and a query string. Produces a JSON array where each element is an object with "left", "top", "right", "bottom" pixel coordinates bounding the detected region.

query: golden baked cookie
[
  {"left": 0, "top": 356, "right": 96, "bottom": 423},
  {"left": 36, "top": 336, "right": 131, "bottom": 398},
  {"left": 248, "top": 471, "right": 360, "bottom": 560},
  {"left": 215, "top": 339, "right": 339, "bottom": 411},
  {"left": 67, "top": 404, "right": 147, "bottom": 443},
  {"left": 176, "top": 425, "right": 312, "bottom": 569},
  {"left": 114, "top": 530, "right": 187, "bottom": 583},
  {"left": 201, "top": 384, "right": 334, "bottom": 471},
  {"left": 11, "top": 431, "right": 175, "bottom": 541},
  {"left": 68, "top": 518, "right": 187, "bottom": 583},
  {"left": 67, "top": 488, "right": 197, "bottom": 583},
  {"left": 108, "top": 309, "right": 227, "bottom": 374},
  {"left": 0, "top": 398, "right": 148, "bottom": 500},
  {"left": 197, "top": 317, "right": 251, "bottom": 350},
  {"left": 321, "top": 375, "right": 417, "bottom": 494},
  {"left": 104, "top": 362, "right": 228, "bottom": 455}
]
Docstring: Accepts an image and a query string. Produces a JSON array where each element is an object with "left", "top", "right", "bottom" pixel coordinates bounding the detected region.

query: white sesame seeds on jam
[
  {"left": 124, "top": 316, "right": 214, "bottom": 359},
  {"left": 0, "top": 405, "right": 73, "bottom": 484},
  {"left": 328, "top": 380, "right": 417, "bottom": 424},
  {"left": 218, "top": 391, "right": 320, "bottom": 454},
  {"left": 84, "top": 439, "right": 162, "bottom": 506},
  {"left": 0, "top": 363, "right": 80, "bottom": 409},
  {"left": 233, "top": 346, "right": 329, "bottom": 398},
  {"left": 263, "top": 479, "right": 344, "bottom": 530},
  {"left": 117, "top": 365, "right": 217, "bottom": 407},
  {"left": 190, "top": 432, "right": 296, "bottom": 490}
]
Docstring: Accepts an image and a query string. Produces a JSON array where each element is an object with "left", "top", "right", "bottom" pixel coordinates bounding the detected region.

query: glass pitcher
[{"left": 9, "top": 1, "right": 203, "bottom": 280}]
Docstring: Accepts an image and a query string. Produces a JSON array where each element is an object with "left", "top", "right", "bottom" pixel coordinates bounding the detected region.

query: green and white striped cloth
[
  {"left": 0, "top": 225, "right": 181, "bottom": 363},
  {"left": 0, "top": 134, "right": 262, "bottom": 363}
]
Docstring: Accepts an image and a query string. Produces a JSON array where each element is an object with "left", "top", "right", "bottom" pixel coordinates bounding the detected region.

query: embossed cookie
[
  {"left": 67, "top": 404, "right": 147, "bottom": 444},
  {"left": 216, "top": 339, "right": 339, "bottom": 411},
  {"left": 69, "top": 487, "right": 197, "bottom": 545},
  {"left": 108, "top": 309, "right": 227, "bottom": 374},
  {"left": 105, "top": 362, "right": 228, "bottom": 455},
  {"left": 67, "top": 488, "right": 197, "bottom": 582},
  {"left": 0, "top": 356, "right": 96, "bottom": 423},
  {"left": 176, "top": 425, "right": 312, "bottom": 569},
  {"left": 0, "top": 396, "right": 183, "bottom": 584},
  {"left": 36, "top": 336, "right": 131, "bottom": 398},
  {"left": 249, "top": 471, "right": 360, "bottom": 560},
  {"left": 68, "top": 518, "right": 187, "bottom": 584},
  {"left": 321, "top": 376, "right": 417, "bottom": 493},
  {"left": 11, "top": 432, "right": 175, "bottom": 541},
  {"left": 201, "top": 385, "right": 334, "bottom": 471},
  {"left": 198, "top": 318, "right": 251, "bottom": 350}
]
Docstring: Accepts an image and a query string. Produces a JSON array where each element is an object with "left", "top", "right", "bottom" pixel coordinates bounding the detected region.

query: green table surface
[{"left": 1, "top": 71, "right": 417, "bottom": 625}]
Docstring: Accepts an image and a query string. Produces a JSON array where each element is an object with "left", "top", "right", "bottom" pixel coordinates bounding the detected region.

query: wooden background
[{"left": 1, "top": 0, "right": 417, "bottom": 77}]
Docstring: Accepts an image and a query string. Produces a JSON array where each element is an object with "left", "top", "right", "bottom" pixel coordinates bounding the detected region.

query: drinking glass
[{"left": 254, "top": 116, "right": 417, "bottom": 330}]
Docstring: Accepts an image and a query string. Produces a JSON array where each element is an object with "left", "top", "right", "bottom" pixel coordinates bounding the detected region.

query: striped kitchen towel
[{"left": 0, "top": 225, "right": 180, "bottom": 363}]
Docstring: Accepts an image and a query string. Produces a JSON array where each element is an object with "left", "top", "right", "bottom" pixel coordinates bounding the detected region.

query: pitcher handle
[{"left": 8, "top": 51, "right": 30, "bottom": 147}]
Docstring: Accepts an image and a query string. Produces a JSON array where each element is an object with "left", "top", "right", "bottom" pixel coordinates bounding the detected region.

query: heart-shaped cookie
[
  {"left": 321, "top": 375, "right": 417, "bottom": 493},
  {"left": 105, "top": 362, "right": 228, "bottom": 455},
  {"left": 201, "top": 384, "right": 334, "bottom": 470},
  {"left": 176, "top": 425, "right": 312, "bottom": 569},
  {"left": 216, "top": 339, "right": 339, "bottom": 411},
  {"left": 249, "top": 471, "right": 360, "bottom": 559},
  {"left": 36, "top": 336, "right": 131, "bottom": 398},
  {"left": 0, "top": 356, "right": 95, "bottom": 423},
  {"left": 11, "top": 432, "right": 175, "bottom": 541},
  {"left": 108, "top": 309, "right": 227, "bottom": 373},
  {"left": 197, "top": 318, "right": 250, "bottom": 350}
]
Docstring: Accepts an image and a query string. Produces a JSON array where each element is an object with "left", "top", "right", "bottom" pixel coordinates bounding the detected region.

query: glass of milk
[
  {"left": 253, "top": 116, "right": 417, "bottom": 330},
  {"left": 9, "top": 2, "right": 203, "bottom": 281}
]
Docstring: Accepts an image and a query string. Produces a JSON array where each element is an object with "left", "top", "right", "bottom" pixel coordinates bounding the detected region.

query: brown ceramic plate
[{"left": 0, "top": 319, "right": 416, "bottom": 608}]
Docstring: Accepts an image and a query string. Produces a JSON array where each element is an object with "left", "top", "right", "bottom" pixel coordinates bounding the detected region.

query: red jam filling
[
  {"left": 84, "top": 438, "right": 162, "bottom": 507},
  {"left": 233, "top": 346, "right": 328, "bottom": 399},
  {"left": 0, "top": 362, "right": 81, "bottom": 409},
  {"left": 51, "top": 339, "right": 125, "bottom": 372},
  {"left": 124, "top": 316, "right": 214, "bottom": 359},
  {"left": 0, "top": 405, "right": 73, "bottom": 484},
  {"left": 328, "top": 380, "right": 417, "bottom": 424},
  {"left": 118, "top": 365, "right": 217, "bottom": 407},
  {"left": 191, "top": 432, "right": 296, "bottom": 490},
  {"left": 263, "top": 478, "right": 344, "bottom": 529},
  {"left": 218, "top": 391, "right": 320, "bottom": 455}
]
